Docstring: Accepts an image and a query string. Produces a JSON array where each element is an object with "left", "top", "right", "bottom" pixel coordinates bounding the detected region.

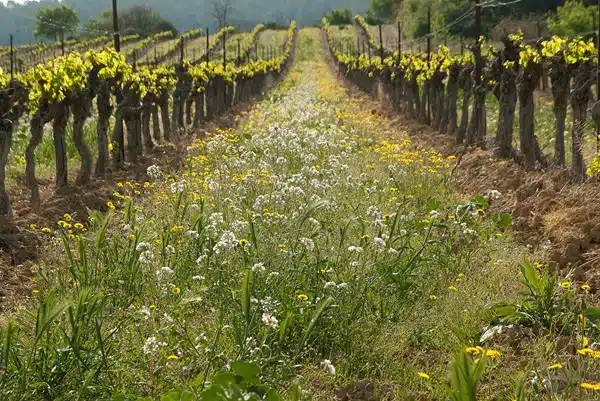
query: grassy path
[{"left": 0, "top": 29, "right": 598, "bottom": 400}]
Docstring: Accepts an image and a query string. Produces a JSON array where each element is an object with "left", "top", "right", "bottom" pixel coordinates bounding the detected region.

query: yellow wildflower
[
  {"left": 107, "top": 201, "right": 116, "bottom": 210},
  {"left": 560, "top": 279, "right": 571, "bottom": 289},
  {"left": 41, "top": 227, "right": 52, "bottom": 234},
  {"left": 74, "top": 223, "right": 84, "bottom": 230},
  {"left": 581, "top": 284, "right": 592, "bottom": 292},
  {"left": 429, "top": 295, "right": 437, "bottom": 301},
  {"left": 29, "top": 223, "right": 37, "bottom": 230},
  {"left": 581, "top": 382, "right": 600, "bottom": 391},
  {"left": 549, "top": 363, "right": 563, "bottom": 370},
  {"left": 296, "top": 294, "right": 308, "bottom": 301},
  {"left": 577, "top": 348, "right": 594, "bottom": 356},
  {"left": 416, "top": 372, "right": 430, "bottom": 380},
  {"left": 172, "top": 287, "right": 181, "bottom": 295},
  {"left": 171, "top": 225, "right": 184, "bottom": 233},
  {"left": 448, "top": 286, "right": 457, "bottom": 292},
  {"left": 167, "top": 355, "right": 179, "bottom": 360},
  {"left": 486, "top": 349, "right": 501, "bottom": 358},
  {"left": 63, "top": 213, "right": 72, "bottom": 222}
]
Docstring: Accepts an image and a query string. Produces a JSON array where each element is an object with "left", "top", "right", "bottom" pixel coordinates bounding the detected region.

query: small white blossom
[
  {"left": 299, "top": 237, "right": 315, "bottom": 252},
  {"left": 170, "top": 180, "right": 185, "bottom": 194},
  {"left": 321, "top": 359, "right": 336, "bottom": 376},
  {"left": 252, "top": 263, "right": 265, "bottom": 272},
  {"left": 261, "top": 312, "right": 278, "bottom": 330},
  {"left": 146, "top": 165, "right": 161, "bottom": 180}
]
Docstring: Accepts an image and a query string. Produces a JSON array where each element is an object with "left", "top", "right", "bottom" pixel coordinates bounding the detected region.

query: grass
[{"left": 0, "top": 28, "right": 599, "bottom": 400}]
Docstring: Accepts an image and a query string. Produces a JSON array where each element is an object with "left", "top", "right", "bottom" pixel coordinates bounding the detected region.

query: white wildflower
[
  {"left": 321, "top": 359, "right": 336, "bottom": 376},
  {"left": 156, "top": 266, "right": 174, "bottom": 280},
  {"left": 139, "top": 250, "right": 154, "bottom": 265},
  {"left": 261, "top": 312, "right": 278, "bottom": 330},
  {"left": 373, "top": 237, "right": 386, "bottom": 252},
  {"left": 299, "top": 237, "right": 315, "bottom": 252},
  {"left": 146, "top": 165, "right": 161, "bottom": 180},
  {"left": 213, "top": 231, "right": 237, "bottom": 254},
  {"left": 252, "top": 263, "right": 265, "bottom": 272},
  {"left": 170, "top": 180, "right": 185, "bottom": 194}
]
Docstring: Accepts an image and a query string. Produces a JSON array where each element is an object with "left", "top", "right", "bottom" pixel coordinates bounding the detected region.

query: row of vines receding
[
  {"left": 325, "top": 17, "right": 600, "bottom": 183},
  {"left": 0, "top": 22, "right": 297, "bottom": 217}
]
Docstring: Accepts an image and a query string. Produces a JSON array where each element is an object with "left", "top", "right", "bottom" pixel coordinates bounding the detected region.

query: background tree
[
  {"left": 327, "top": 9, "right": 353, "bottom": 26},
  {"left": 85, "top": 6, "right": 177, "bottom": 37},
  {"left": 365, "top": 0, "right": 395, "bottom": 25},
  {"left": 547, "top": 0, "right": 598, "bottom": 36},
  {"left": 34, "top": 4, "right": 80, "bottom": 42},
  {"left": 212, "top": 0, "right": 234, "bottom": 29}
]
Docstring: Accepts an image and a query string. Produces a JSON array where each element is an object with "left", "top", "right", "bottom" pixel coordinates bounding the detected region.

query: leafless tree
[{"left": 212, "top": 0, "right": 234, "bottom": 29}]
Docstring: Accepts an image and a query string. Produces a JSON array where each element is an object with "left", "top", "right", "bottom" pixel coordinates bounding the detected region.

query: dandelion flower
[
  {"left": 465, "top": 347, "right": 481, "bottom": 355},
  {"left": 581, "top": 382, "right": 600, "bottom": 391},
  {"left": 416, "top": 372, "right": 430, "bottom": 380},
  {"left": 485, "top": 349, "right": 502, "bottom": 358},
  {"left": 560, "top": 279, "right": 571, "bottom": 289},
  {"left": 296, "top": 294, "right": 308, "bottom": 301},
  {"left": 577, "top": 348, "right": 594, "bottom": 357},
  {"left": 172, "top": 287, "right": 181, "bottom": 295}
]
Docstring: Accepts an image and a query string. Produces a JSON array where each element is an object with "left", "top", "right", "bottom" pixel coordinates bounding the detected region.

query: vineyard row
[
  {"left": 325, "top": 17, "right": 600, "bottom": 183},
  {"left": 0, "top": 22, "right": 297, "bottom": 217}
]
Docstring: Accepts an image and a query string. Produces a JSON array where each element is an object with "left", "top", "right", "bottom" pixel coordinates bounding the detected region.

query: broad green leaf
[
  {"left": 492, "top": 213, "right": 513, "bottom": 229},
  {"left": 584, "top": 306, "right": 600, "bottom": 323},
  {"left": 231, "top": 361, "right": 261, "bottom": 385}
]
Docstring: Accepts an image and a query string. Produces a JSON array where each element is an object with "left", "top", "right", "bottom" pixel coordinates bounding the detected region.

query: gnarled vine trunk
[
  {"left": 95, "top": 83, "right": 112, "bottom": 177},
  {"left": 152, "top": 104, "right": 161, "bottom": 144},
  {"left": 52, "top": 102, "right": 70, "bottom": 189},
  {"left": 142, "top": 98, "right": 154, "bottom": 150},
  {"left": 457, "top": 68, "right": 473, "bottom": 145},
  {"left": 440, "top": 65, "right": 460, "bottom": 135},
  {"left": 497, "top": 68, "right": 518, "bottom": 159},
  {"left": 193, "top": 91, "right": 205, "bottom": 128},
  {"left": 518, "top": 62, "right": 545, "bottom": 170},
  {"left": 548, "top": 59, "right": 569, "bottom": 166},
  {"left": 71, "top": 90, "right": 93, "bottom": 185},
  {"left": 26, "top": 103, "right": 54, "bottom": 205},
  {"left": 158, "top": 93, "right": 171, "bottom": 142},
  {"left": 570, "top": 62, "right": 594, "bottom": 181}
]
